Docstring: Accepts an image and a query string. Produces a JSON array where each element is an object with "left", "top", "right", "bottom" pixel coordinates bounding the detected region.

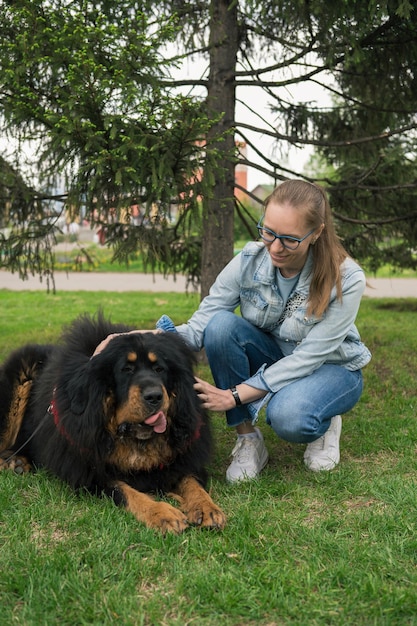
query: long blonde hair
[{"left": 264, "top": 180, "right": 348, "bottom": 317}]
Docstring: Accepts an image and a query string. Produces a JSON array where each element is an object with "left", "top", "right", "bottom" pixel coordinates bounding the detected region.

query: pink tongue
[{"left": 144, "top": 411, "right": 167, "bottom": 433}]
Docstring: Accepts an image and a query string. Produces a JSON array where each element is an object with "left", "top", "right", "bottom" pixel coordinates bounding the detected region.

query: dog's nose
[{"left": 143, "top": 386, "right": 163, "bottom": 408}]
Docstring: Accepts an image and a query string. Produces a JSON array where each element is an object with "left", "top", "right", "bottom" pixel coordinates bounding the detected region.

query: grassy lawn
[
  {"left": 0, "top": 290, "right": 417, "bottom": 625},
  {"left": 53, "top": 242, "right": 148, "bottom": 273}
]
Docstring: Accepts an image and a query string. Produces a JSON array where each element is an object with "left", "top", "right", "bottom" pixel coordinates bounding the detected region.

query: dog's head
[{"left": 60, "top": 331, "right": 200, "bottom": 451}]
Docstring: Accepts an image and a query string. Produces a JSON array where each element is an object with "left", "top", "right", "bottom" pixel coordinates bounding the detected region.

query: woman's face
[{"left": 261, "top": 201, "right": 319, "bottom": 277}]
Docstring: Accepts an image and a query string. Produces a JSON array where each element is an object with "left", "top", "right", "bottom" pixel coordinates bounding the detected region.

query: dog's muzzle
[{"left": 117, "top": 410, "right": 167, "bottom": 441}]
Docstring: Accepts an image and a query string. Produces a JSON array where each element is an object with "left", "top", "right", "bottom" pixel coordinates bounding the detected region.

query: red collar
[{"left": 192, "top": 416, "right": 202, "bottom": 442}]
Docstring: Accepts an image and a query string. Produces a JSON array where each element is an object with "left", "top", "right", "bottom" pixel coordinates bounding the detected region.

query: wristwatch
[{"left": 230, "top": 386, "right": 242, "bottom": 406}]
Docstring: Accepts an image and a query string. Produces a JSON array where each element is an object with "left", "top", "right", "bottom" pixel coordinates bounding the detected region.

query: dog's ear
[
  {"left": 58, "top": 357, "right": 115, "bottom": 459},
  {"left": 66, "top": 368, "right": 92, "bottom": 414},
  {"left": 64, "top": 356, "right": 111, "bottom": 415},
  {"left": 157, "top": 335, "right": 201, "bottom": 419}
]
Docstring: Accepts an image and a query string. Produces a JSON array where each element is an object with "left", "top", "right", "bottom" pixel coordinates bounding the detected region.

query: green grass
[
  {"left": 370, "top": 266, "right": 417, "bottom": 278},
  {"left": 1, "top": 291, "right": 417, "bottom": 625},
  {"left": 53, "top": 242, "right": 148, "bottom": 273},
  {"left": 0, "top": 290, "right": 200, "bottom": 355}
]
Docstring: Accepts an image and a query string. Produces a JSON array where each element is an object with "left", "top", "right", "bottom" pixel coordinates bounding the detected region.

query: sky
[{"left": 173, "top": 54, "right": 327, "bottom": 191}]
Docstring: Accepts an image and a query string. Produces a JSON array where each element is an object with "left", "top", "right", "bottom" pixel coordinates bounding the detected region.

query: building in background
[{"left": 235, "top": 141, "right": 247, "bottom": 201}]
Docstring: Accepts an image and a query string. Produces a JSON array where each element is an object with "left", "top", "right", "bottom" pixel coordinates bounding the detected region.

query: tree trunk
[{"left": 200, "top": 0, "right": 238, "bottom": 299}]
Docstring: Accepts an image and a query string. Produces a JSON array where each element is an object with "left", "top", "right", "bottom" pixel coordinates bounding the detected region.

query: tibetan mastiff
[{"left": 0, "top": 313, "right": 226, "bottom": 534}]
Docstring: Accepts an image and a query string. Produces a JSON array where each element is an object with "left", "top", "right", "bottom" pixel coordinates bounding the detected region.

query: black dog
[{"left": 0, "top": 313, "right": 226, "bottom": 533}]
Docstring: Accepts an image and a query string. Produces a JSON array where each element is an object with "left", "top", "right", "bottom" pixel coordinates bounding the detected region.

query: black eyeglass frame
[{"left": 256, "top": 220, "right": 315, "bottom": 250}]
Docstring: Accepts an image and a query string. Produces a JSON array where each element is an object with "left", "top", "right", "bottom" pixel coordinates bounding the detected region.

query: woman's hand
[
  {"left": 194, "top": 377, "right": 268, "bottom": 411},
  {"left": 193, "top": 377, "right": 236, "bottom": 412},
  {"left": 92, "top": 329, "right": 162, "bottom": 357},
  {"left": 92, "top": 333, "right": 121, "bottom": 357}
]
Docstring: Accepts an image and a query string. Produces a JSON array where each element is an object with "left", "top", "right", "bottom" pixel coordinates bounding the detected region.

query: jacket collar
[{"left": 254, "top": 245, "right": 313, "bottom": 295}]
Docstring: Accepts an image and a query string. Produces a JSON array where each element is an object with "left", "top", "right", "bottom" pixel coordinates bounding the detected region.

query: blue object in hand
[{"left": 156, "top": 315, "right": 177, "bottom": 333}]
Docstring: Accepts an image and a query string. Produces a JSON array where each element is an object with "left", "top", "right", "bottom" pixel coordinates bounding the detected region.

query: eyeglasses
[{"left": 257, "top": 220, "right": 315, "bottom": 250}]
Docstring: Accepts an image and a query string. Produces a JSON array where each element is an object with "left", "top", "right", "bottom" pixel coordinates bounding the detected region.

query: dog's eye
[
  {"left": 122, "top": 363, "right": 135, "bottom": 374},
  {"left": 152, "top": 364, "right": 165, "bottom": 374}
]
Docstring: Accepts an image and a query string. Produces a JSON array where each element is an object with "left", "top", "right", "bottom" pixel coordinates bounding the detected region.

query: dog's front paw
[
  {"left": 145, "top": 501, "right": 189, "bottom": 534},
  {"left": 186, "top": 500, "right": 226, "bottom": 530},
  {"left": 174, "top": 476, "right": 226, "bottom": 530}
]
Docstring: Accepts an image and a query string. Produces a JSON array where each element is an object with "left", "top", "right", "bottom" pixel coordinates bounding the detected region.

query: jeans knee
[
  {"left": 267, "top": 415, "right": 302, "bottom": 443},
  {"left": 204, "top": 311, "right": 238, "bottom": 349},
  {"left": 266, "top": 403, "right": 322, "bottom": 444}
]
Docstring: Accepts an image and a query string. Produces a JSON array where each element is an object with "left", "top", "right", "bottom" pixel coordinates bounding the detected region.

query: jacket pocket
[
  {"left": 240, "top": 288, "right": 281, "bottom": 331},
  {"left": 280, "top": 307, "right": 324, "bottom": 342}
]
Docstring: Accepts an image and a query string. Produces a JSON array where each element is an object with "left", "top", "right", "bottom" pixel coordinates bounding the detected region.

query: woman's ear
[{"left": 312, "top": 223, "right": 325, "bottom": 244}]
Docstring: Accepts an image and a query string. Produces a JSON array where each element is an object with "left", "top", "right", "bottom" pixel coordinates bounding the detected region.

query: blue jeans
[{"left": 204, "top": 311, "right": 363, "bottom": 443}]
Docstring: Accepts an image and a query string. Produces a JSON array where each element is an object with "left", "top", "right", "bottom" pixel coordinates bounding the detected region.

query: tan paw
[{"left": 0, "top": 452, "right": 32, "bottom": 474}]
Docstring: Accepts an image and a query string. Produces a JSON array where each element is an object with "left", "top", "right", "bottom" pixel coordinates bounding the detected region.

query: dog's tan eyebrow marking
[
  {"left": 148, "top": 352, "right": 158, "bottom": 363},
  {"left": 127, "top": 352, "right": 137, "bottom": 363}
]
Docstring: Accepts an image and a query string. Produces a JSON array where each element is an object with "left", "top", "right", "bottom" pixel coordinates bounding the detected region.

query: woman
[
  {"left": 166, "top": 179, "right": 371, "bottom": 482},
  {"left": 96, "top": 179, "right": 371, "bottom": 483}
]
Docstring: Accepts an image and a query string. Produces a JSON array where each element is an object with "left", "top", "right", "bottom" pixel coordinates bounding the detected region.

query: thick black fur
[{"left": 0, "top": 313, "right": 225, "bottom": 532}]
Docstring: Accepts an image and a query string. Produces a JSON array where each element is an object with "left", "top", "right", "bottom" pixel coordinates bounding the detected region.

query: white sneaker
[
  {"left": 226, "top": 427, "right": 269, "bottom": 483},
  {"left": 304, "top": 415, "right": 342, "bottom": 472}
]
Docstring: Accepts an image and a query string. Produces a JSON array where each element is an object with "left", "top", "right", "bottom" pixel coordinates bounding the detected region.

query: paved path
[
  {"left": 363, "top": 277, "right": 417, "bottom": 298},
  {"left": 0, "top": 269, "right": 416, "bottom": 297},
  {"left": 0, "top": 270, "right": 191, "bottom": 293}
]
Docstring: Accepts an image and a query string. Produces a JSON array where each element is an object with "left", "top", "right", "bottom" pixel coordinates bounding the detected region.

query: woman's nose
[{"left": 270, "top": 237, "right": 285, "bottom": 251}]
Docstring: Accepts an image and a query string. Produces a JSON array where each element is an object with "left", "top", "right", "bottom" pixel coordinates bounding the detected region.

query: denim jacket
[{"left": 176, "top": 242, "right": 371, "bottom": 396}]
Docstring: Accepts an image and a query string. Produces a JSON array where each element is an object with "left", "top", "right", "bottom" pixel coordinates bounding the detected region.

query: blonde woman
[{"left": 181, "top": 180, "right": 371, "bottom": 482}]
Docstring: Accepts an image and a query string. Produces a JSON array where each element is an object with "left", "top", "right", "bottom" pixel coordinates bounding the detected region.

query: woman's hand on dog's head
[{"left": 92, "top": 329, "right": 163, "bottom": 358}]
